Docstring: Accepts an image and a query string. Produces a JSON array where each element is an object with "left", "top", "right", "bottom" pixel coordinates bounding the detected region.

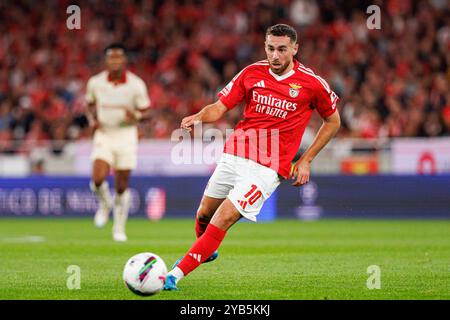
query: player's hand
[
  {"left": 180, "top": 114, "right": 201, "bottom": 132},
  {"left": 291, "top": 159, "right": 311, "bottom": 187},
  {"left": 88, "top": 117, "right": 101, "bottom": 133},
  {"left": 124, "top": 109, "right": 139, "bottom": 125}
]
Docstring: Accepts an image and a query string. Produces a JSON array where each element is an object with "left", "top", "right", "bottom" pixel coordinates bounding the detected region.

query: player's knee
[
  {"left": 92, "top": 177, "right": 104, "bottom": 188},
  {"left": 196, "top": 210, "right": 211, "bottom": 222},
  {"left": 211, "top": 201, "right": 241, "bottom": 230},
  {"left": 116, "top": 186, "right": 128, "bottom": 195},
  {"left": 196, "top": 203, "right": 215, "bottom": 222}
]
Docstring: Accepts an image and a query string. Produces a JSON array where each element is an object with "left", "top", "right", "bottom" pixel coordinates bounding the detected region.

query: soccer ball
[{"left": 123, "top": 252, "right": 167, "bottom": 296}]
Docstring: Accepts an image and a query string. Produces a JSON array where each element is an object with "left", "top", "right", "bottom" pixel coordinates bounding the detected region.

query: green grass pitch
[{"left": 0, "top": 218, "right": 449, "bottom": 300}]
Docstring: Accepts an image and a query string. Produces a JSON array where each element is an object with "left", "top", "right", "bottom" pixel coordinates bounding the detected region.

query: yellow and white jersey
[{"left": 85, "top": 70, "right": 150, "bottom": 129}]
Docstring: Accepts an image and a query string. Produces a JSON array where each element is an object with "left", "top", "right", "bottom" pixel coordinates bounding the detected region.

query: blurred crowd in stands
[{"left": 0, "top": 0, "right": 449, "bottom": 153}]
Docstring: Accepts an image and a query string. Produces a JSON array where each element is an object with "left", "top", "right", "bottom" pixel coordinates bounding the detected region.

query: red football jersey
[{"left": 218, "top": 59, "right": 339, "bottom": 179}]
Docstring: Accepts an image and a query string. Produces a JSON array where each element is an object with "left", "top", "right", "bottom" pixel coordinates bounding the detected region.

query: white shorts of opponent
[
  {"left": 204, "top": 153, "right": 281, "bottom": 222},
  {"left": 91, "top": 127, "right": 138, "bottom": 170}
]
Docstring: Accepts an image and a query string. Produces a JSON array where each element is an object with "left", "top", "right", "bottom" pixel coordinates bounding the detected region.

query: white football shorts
[
  {"left": 91, "top": 127, "right": 138, "bottom": 170},
  {"left": 204, "top": 153, "right": 281, "bottom": 222}
]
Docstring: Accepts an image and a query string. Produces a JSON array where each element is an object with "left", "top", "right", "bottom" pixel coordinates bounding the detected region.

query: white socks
[
  {"left": 90, "top": 181, "right": 131, "bottom": 240},
  {"left": 90, "top": 181, "right": 113, "bottom": 209},
  {"left": 168, "top": 267, "right": 185, "bottom": 282},
  {"left": 113, "top": 189, "right": 131, "bottom": 235}
]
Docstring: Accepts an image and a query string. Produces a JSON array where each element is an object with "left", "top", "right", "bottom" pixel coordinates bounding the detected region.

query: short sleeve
[
  {"left": 135, "top": 79, "right": 151, "bottom": 110},
  {"left": 313, "top": 78, "right": 339, "bottom": 119},
  {"left": 217, "top": 69, "right": 246, "bottom": 110},
  {"left": 85, "top": 78, "right": 96, "bottom": 104}
]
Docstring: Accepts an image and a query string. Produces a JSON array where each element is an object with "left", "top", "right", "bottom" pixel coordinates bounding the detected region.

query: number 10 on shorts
[{"left": 238, "top": 184, "right": 262, "bottom": 210}]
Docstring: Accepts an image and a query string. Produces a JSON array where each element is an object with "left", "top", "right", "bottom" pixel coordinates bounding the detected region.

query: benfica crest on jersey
[{"left": 289, "top": 83, "right": 302, "bottom": 98}]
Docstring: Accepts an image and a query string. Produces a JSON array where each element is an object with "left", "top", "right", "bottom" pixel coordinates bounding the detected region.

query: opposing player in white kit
[{"left": 85, "top": 43, "right": 151, "bottom": 242}]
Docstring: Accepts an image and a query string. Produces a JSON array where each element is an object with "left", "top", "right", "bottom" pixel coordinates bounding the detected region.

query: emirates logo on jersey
[
  {"left": 289, "top": 83, "right": 302, "bottom": 98},
  {"left": 252, "top": 91, "right": 297, "bottom": 111},
  {"left": 252, "top": 91, "right": 298, "bottom": 119}
]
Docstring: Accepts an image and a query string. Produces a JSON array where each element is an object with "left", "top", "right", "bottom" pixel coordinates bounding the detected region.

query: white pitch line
[{"left": 0, "top": 235, "right": 46, "bottom": 243}]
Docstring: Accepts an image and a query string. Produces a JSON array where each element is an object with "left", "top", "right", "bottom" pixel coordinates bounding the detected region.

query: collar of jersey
[
  {"left": 107, "top": 70, "right": 127, "bottom": 85},
  {"left": 268, "top": 67, "right": 295, "bottom": 81}
]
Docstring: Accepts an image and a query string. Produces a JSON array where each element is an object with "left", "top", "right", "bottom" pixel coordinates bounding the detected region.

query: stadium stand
[{"left": 0, "top": 0, "right": 448, "bottom": 156}]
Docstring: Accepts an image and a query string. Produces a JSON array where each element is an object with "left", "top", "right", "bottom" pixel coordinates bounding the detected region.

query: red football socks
[
  {"left": 177, "top": 224, "right": 226, "bottom": 276},
  {"left": 195, "top": 218, "right": 209, "bottom": 238}
]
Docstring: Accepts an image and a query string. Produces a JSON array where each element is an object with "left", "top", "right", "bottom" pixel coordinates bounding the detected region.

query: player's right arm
[
  {"left": 180, "top": 100, "right": 228, "bottom": 132},
  {"left": 181, "top": 66, "right": 247, "bottom": 132},
  {"left": 85, "top": 78, "right": 100, "bottom": 131},
  {"left": 86, "top": 102, "right": 100, "bottom": 130}
]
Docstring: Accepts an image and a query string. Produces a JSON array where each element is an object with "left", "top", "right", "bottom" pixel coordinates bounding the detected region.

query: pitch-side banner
[
  {"left": 0, "top": 176, "right": 276, "bottom": 220},
  {"left": 0, "top": 176, "right": 449, "bottom": 219},
  {"left": 391, "top": 138, "right": 450, "bottom": 174}
]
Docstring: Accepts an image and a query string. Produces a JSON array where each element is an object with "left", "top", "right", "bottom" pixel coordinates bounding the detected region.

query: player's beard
[{"left": 269, "top": 59, "right": 291, "bottom": 75}]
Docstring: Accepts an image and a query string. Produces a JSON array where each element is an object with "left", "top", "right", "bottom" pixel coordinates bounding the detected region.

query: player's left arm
[
  {"left": 85, "top": 78, "right": 101, "bottom": 132},
  {"left": 291, "top": 111, "right": 340, "bottom": 186},
  {"left": 124, "top": 79, "right": 152, "bottom": 123},
  {"left": 291, "top": 80, "right": 341, "bottom": 188},
  {"left": 124, "top": 107, "right": 152, "bottom": 123}
]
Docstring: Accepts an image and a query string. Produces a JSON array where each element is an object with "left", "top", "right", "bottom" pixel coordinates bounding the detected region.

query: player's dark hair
[
  {"left": 266, "top": 24, "right": 297, "bottom": 43},
  {"left": 104, "top": 43, "right": 127, "bottom": 55}
]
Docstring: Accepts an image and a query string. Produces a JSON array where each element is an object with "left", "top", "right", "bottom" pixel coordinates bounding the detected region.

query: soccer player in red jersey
[{"left": 164, "top": 24, "right": 341, "bottom": 290}]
